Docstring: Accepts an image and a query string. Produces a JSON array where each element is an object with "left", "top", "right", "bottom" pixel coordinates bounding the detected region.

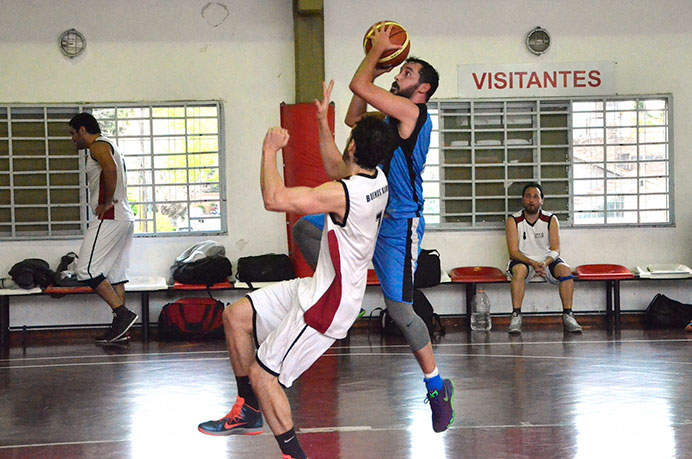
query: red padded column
[{"left": 280, "top": 102, "right": 335, "bottom": 278}]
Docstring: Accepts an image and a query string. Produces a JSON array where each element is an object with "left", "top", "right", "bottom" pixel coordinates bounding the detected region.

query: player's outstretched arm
[
  {"left": 261, "top": 127, "right": 346, "bottom": 219},
  {"left": 348, "top": 22, "right": 418, "bottom": 133},
  {"left": 315, "top": 80, "right": 349, "bottom": 180}
]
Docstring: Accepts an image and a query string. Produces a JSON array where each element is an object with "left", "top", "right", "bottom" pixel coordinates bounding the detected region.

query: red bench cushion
[
  {"left": 575, "top": 264, "right": 634, "bottom": 280},
  {"left": 172, "top": 281, "right": 233, "bottom": 290},
  {"left": 450, "top": 266, "right": 507, "bottom": 283}
]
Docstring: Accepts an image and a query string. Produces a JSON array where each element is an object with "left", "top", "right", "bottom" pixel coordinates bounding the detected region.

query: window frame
[{"left": 425, "top": 94, "right": 674, "bottom": 231}]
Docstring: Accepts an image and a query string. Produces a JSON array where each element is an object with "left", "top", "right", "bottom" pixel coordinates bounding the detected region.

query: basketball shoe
[
  {"left": 426, "top": 378, "right": 455, "bottom": 433},
  {"left": 562, "top": 311, "right": 583, "bottom": 333},
  {"left": 95, "top": 308, "right": 138, "bottom": 343},
  {"left": 198, "top": 396, "right": 264, "bottom": 436},
  {"left": 508, "top": 311, "right": 522, "bottom": 334}
]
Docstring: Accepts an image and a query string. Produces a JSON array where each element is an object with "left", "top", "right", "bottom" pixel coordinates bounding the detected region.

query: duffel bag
[{"left": 158, "top": 297, "right": 225, "bottom": 340}]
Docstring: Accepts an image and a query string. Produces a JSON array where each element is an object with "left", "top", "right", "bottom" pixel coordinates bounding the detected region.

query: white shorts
[
  {"left": 76, "top": 219, "right": 134, "bottom": 285},
  {"left": 506, "top": 257, "right": 569, "bottom": 286},
  {"left": 248, "top": 278, "right": 335, "bottom": 388}
]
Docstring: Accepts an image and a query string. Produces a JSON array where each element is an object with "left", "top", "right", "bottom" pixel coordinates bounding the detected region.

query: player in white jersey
[
  {"left": 69, "top": 113, "right": 137, "bottom": 344},
  {"left": 197, "top": 91, "right": 391, "bottom": 459},
  {"left": 505, "top": 182, "right": 583, "bottom": 334}
]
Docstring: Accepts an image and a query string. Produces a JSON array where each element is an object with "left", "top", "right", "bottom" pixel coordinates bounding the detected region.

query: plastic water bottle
[{"left": 470, "top": 288, "right": 491, "bottom": 331}]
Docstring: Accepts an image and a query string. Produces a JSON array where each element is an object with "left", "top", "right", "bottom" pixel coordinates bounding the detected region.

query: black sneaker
[{"left": 96, "top": 308, "right": 138, "bottom": 343}]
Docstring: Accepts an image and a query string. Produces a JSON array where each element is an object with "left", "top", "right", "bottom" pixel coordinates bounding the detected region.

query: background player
[
  {"left": 68, "top": 113, "right": 137, "bottom": 344},
  {"left": 505, "top": 182, "right": 583, "bottom": 334}
]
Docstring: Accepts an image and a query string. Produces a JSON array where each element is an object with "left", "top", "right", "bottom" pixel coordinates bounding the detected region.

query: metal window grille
[
  {"left": 426, "top": 95, "right": 672, "bottom": 230},
  {"left": 0, "top": 102, "right": 225, "bottom": 240}
]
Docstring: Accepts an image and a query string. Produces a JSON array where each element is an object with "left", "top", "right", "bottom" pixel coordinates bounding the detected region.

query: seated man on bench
[{"left": 505, "top": 182, "right": 582, "bottom": 334}]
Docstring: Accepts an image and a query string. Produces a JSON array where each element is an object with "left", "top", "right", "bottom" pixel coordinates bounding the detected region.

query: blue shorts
[
  {"left": 299, "top": 215, "right": 424, "bottom": 303},
  {"left": 373, "top": 217, "right": 424, "bottom": 304},
  {"left": 302, "top": 213, "right": 324, "bottom": 231}
]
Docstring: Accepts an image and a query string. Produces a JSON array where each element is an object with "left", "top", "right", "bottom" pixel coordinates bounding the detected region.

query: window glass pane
[
  {"left": 639, "top": 161, "right": 667, "bottom": 177},
  {"left": 640, "top": 210, "right": 668, "bottom": 223},
  {"left": 153, "top": 119, "right": 186, "bottom": 135},
  {"left": 639, "top": 127, "right": 666, "bottom": 143},
  {"left": 606, "top": 111, "right": 636, "bottom": 126},
  {"left": 606, "top": 100, "right": 636, "bottom": 110},
  {"left": 186, "top": 106, "right": 217, "bottom": 117},
  {"left": 574, "top": 179, "right": 604, "bottom": 195},
  {"left": 573, "top": 112, "right": 603, "bottom": 128},
  {"left": 605, "top": 127, "right": 636, "bottom": 144},
  {"left": 640, "top": 144, "right": 667, "bottom": 161},
  {"left": 640, "top": 194, "right": 668, "bottom": 210},
  {"left": 573, "top": 128, "right": 603, "bottom": 145},
  {"left": 573, "top": 101, "right": 603, "bottom": 112},
  {"left": 573, "top": 146, "right": 604, "bottom": 162}
]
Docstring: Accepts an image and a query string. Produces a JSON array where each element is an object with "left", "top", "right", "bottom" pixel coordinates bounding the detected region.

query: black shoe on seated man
[{"left": 96, "top": 306, "right": 138, "bottom": 343}]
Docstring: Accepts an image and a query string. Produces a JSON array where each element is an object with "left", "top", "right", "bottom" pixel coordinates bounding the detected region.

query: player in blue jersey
[{"left": 292, "top": 24, "right": 454, "bottom": 433}]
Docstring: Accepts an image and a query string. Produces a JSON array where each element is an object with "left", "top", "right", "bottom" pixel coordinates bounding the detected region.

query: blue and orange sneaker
[
  {"left": 686, "top": 321, "right": 692, "bottom": 332},
  {"left": 426, "top": 378, "right": 455, "bottom": 433},
  {"left": 198, "top": 396, "right": 264, "bottom": 436}
]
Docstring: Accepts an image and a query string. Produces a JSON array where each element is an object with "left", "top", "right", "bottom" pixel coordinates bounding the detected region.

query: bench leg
[
  {"left": 465, "top": 283, "right": 476, "bottom": 330},
  {"left": 0, "top": 296, "right": 8, "bottom": 347},
  {"left": 613, "top": 279, "right": 621, "bottom": 328},
  {"left": 141, "top": 292, "right": 150, "bottom": 343},
  {"left": 605, "top": 280, "right": 613, "bottom": 326}
]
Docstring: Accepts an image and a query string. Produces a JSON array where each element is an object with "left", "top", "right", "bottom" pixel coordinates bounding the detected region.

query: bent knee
[
  {"left": 511, "top": 264, "right": 528, "bottom": 280},
  {"left": 224, "top": 298, "right": 253, "bottom": 332}
]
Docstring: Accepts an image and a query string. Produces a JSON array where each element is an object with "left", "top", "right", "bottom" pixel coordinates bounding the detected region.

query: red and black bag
[{"left": 158, "top": 297, "right": 225, "bottom": 340}]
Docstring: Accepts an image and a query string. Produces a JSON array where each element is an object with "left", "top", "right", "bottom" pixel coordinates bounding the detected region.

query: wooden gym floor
[{"left": 1, "top": 317, "right": 691, "bottom": 458}]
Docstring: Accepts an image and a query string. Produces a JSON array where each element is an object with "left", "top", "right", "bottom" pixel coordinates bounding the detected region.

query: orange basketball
[{"left": 363, "top": 21, "right": 411, "bottom": 68}]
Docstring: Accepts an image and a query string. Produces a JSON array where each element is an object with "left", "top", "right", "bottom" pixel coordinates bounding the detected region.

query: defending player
[
  {"left": 68, "top": 113, "right": 138, "bottom": 344},
  {"left": 197, "top": 92, "right": 391, "bottom": 459},
  {"left": 505, "top": 182, "right": 583, "bottom": 334}
]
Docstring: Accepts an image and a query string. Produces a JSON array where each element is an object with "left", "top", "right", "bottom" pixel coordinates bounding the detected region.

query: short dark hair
[
  {"left": 350, "top": 116, "right": 394, "bottom": 170},
  {"left": 406, "top": 57, "right": 439, "bottom": 101},
  {"left": 522, "top": 182, "right": 544, "bottom": 198},
  {"left": 69, "top": 112, "right": 101, "bottom": 135}
]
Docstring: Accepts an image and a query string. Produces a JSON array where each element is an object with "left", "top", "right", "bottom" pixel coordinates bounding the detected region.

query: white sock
[{"left": 424, "top": 366, "right": 439, "bottom": 380}]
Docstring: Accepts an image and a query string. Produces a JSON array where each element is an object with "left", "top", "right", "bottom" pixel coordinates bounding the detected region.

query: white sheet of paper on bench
[{"left": 634, "top": 264, "right": 692, "bottom": 279}]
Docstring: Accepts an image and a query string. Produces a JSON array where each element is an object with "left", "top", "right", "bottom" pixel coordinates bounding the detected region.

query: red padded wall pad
[{"left": 280, "top": 102, "right": 335, "bottom": 278}]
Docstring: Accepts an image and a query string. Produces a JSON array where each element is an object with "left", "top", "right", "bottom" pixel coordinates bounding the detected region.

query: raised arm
[
  {"left": 315, "top": 80, "right": 349, "bottom": 180},
  {"left": 348, "top": 23, "right": 419, "bottom": 136},
  {"left": 90, "top": 142, "right": 117, "bottom": 219},
  {"left": 261, "top": 127, "right": 346, "bottom": 219}
]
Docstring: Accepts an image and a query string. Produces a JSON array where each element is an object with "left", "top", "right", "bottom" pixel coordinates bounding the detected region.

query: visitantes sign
[{"left": 458, "top": 61, "right": 616, "bottom": 97}]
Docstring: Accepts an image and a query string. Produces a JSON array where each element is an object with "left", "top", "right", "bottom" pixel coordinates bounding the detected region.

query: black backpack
[
  {"left": 8, "top": 258, "right": 55, "bottom": 289},
  {"left": 374, "top": 289, "right": 445, "bottom": 340},
  {"left": 173, "top": 256, "right": 232, "bottom": 285},
  {"left": 414, "top": 249, "right": 441, "bottom": 288},
  {"left": 236, "top": 254, "right": 295, "bottom": 288},
  {"left": 645, "top": 293, "right": 692, "bottom": 329}
]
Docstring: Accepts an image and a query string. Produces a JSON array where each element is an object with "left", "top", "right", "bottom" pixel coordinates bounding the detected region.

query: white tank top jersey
[
  {"left": 85, "top": 136, "right": 134, "bottom": 221},
  {"left": 510, "top": 209, "right": 556, "bottom": 262},
  {"left": 298, "top": 168, "right": 389, "bottom": 339}
]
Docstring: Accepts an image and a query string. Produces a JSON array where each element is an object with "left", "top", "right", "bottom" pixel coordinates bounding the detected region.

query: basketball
[{"left": 363, "top": 21, "right": 411, "bottom": 68}]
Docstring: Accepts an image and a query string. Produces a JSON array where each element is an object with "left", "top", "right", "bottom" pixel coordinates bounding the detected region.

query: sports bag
[
  {"left": 8, "top": 258, "right": 55, "bottom": 289},
  {"left": 170, "top": 241, "right": 232, "bottom": 285},
  {"left": 414, "top": 248, "right": 441, "bottom": 288},
  {"left": 374, "top": 289, "right": 445, "bottom": 340},
  {"left": 158, "top": 297, "right": 225, "bottom": 340},
  {"left": 236, "top": 254, "right": 295, "bottom": 288},
  {"left": 645, "top": 293, "right": 692, "bottom": 329}
]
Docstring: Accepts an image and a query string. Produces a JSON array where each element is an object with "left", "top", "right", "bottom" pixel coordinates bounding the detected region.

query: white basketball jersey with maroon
[
  {"left": 86, "top": 136, "right": 134, "bottom": 221},
  {"left": 299, "top": 168, "right": 389, "bottom": 339},
  {"left": 511, "top": 209, "right": 556, "bottom": 262}
]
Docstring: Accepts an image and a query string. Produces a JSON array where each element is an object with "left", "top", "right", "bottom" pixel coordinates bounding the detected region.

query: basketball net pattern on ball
[{"left": 362, "top": 21, "right": 410, "bottom": 66}]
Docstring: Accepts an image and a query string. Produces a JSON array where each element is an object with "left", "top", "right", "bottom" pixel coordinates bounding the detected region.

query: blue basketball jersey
[{"left": 383, "top": 103, "right": 431, "bottom": 219}]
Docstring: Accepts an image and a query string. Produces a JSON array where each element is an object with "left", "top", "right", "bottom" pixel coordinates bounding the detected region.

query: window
[
  {"left": 0, "top": 102, "right": 225, "bottom": 240},
  {"left": 425, "top": 95, "right": 671, "bottom": 229}
]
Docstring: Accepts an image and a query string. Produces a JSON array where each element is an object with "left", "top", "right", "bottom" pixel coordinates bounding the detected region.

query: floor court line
[
  {"left": 3, "top": 419, "right": 692, "bottom": 450},
  {"left": 2, "top": 337, "right": 690, "bottom": 364},
  {"left": 2, "top": 349, "right": 691, "bottom": 371}
]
